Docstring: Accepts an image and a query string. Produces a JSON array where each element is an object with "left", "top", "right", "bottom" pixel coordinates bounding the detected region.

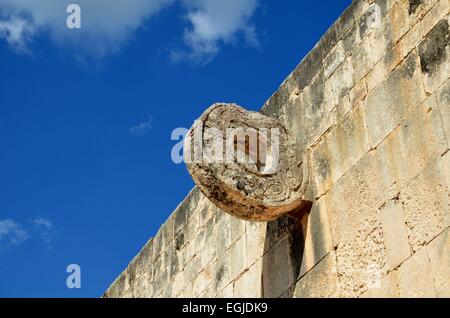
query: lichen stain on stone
[
  {"left": 419, "top": 20, "right": 450, "bottom": 75},
  {"left": 408, "top": 0, "right": 423, "bottom": 15}
]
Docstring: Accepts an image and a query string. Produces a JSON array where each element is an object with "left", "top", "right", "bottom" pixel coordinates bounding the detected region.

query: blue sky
[{"left": 0, "top": 0, "right": 351, "bottom": 297}]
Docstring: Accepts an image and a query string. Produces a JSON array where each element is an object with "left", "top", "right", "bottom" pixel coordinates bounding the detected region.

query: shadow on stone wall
[{"left": 261, "top": 203, "right": 312, "bottom": 298}]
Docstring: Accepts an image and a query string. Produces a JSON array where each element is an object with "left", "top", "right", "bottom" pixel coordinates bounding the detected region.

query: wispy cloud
[
  {"left": 129, "top": 114, "right": 153, "bottom": 136},
  {"left": 0, "top": 219, "right": 29, "bottom": 247},
  {"left": 0, "top": 0, "right": 261, "bottom": 64},
  {"left": 172, "top": 0, "right": 260, "bottom": 64},
  {"left": 0, "top": 0, "right": 175, "bottom": 58},
  {"left": 0, "top": 217, "right": 56, "bottom": 252},
  {"left": 0, "top": 15, "right": 35, "bottom": 54},
  {"left": 31, "top": 217, "right": 54, "bottom": 246}
]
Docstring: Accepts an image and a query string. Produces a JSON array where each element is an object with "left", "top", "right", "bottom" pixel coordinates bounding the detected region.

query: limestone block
[
  {"left": 201, "top": 218, "right": 217, "bottom": 267},
  {"left": 427, "top": 227, "right": 450, "bottom": 297},
  {"left": 352, "top": 38, "right": 375, "bottom": 83},
  {"left": 443, "top": 151, "right": 450, "bottom": 187},
  {"left": 233, "top": 259, "right": 263, "bottom": 298},
  {"left": 384, "top": 41, "right": 404, "bottom": 74},
  {"left": 245, "top": 221, "right": 267, "bottom": 266},
  {"left": 384, "top": 0, "right": 409, "bottom": 45},
  {"left": 282, "top": 77, "right": 337, "bottom": 155},
  {"left": 331, "top": 94, "right": 352, "bottom": 123},
  {"left": 399, "top": 248, "right": 436, "bottom": 297},
  {"left": 399, "top": 160, "right": 450, "bottom": 252},
  {"left": 311, "top": 103, "right": 370, "bottom": 196},
  {"left": 217, "top": 283, "right": 233, "bottom": 298},
  {"left": 326, "top": 151, "right": 386, "bottom": 245},
  {"left": 343, "top": 25, "right": 362, "bottom": 53},
  {"left": 358, "top": 3, "right": 384, "bottom": 39},
  {"left": 420, "top": 0, "right": 449, "bottom": 36},
  {"left": 334, "top": 3, "right": 356, "bottom": 40},
  {"left": 330, "top": 57, "right": 354, "bottom": 106},
  {"left": 379, "top": 200, "right": 411, "bottom": 270},
  {"left": 366, "top": 61, "right": 386, "bottom": 92},
  {"left": 365, "top": 51, "right": 426, "bottom": 147},
  {"left": 193, "top": 264, "right": 213, "bottom": 297},
  {"left": 172, "top": 272, "right": 185, "bottom": 297},
  {"left": 292, "top": 253, "right": 338, "bottom": 298},
  {"left": 408, "top": 0, "right": 439, "bottom": 25},
  {"left": 229, "top": 235, "right": 247, "bottom": 280},
  {"left": 152, "top": 227, "right": 164, "bottom": 260},
  {"left": 262, "top": 236, "right": 293, "bottom": 298},
  {"left": 434, "top": 78, "right": 450, "bottom": 144},
  {"left": 185, "top": 254, "right": 202, "bottom": 284},
  {"left": 361, "top": 269, "right": 399, "bottom": 298},
  {"left": 324, "top": 41, "right": 346, "bottom": 79},
  {"left": 299, "top": 197, "right": 334, "bottom": 276},
  {"left": 349, "top": 78, "right": 368, "bottom": 107},
  {"left": 376, "top": 96, "right": 447, "bottom": 200},
  {"left": 418, "top": 19, "right": 450, "bottom": 94},
  {"left": 325, "top": 152, "right": 388, "bottom": 297},
  {"left": 400, "top": 21, "right": 423, "bottom": 58},
  {"left": 213, "top": 252, "right": 232, "bottom": 294}
]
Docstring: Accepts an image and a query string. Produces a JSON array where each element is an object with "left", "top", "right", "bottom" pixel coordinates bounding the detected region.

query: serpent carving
[{"left": 184, "top": 103, "right": 309, "bottom": 222}]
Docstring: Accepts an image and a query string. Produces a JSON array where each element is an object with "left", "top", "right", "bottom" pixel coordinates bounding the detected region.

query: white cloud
[
  {"left": 0, "top": 0, "right": 261, "bottom": 63},
  {"left": 31, "top": 217, "right": 54, "bottom": 245},
  {"left": 130, "top": 114, "right": 153, "bottom": 136},
  {"left": 173, "top": 0, "right": 260, "bottom": 64},
  {"left": 0, "top": 16, "right": 35, "bottom": 53},
  {"left": 0, "top": 0, "right": 174, "bottom": 57},
  {"left": 0, "top": 219, "right": 29, "bottom": 246}
]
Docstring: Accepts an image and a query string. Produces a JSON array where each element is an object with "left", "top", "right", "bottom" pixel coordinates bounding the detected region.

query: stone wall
[{"left": 104, "top": 0, "right": 450, "bottom": 298}]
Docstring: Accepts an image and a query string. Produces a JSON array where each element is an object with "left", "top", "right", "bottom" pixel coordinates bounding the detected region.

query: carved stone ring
[{"left": 184, "top": 103, "right": 309, "bottom": 222}]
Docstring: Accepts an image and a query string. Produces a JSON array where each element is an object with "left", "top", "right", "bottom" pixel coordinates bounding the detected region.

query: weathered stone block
[
  {"left": 349, "top": 78, "right": 368, "bottom": 106},
  {"left": 299, "top": 197, "right": 334, "bottom": 276},
  {"left": 193, "top": 264, "right": 213, "bottom": 297},
  {"left": 358, "top": 3, "right": 383, "bottom": 39},
  {"left": 311, "top": 103, "right": 370, "bottom": 196},
  {"left": 331, "top": 57, "right": 355, "bottom": 104},
  {"left": 213, "top": 252, "right": 232, "bottom": 294},
  {"left": 361, "top": 269, "right": 399, "bottom": 298},
  {"left": 399, "top": 159, "right": 450, "bottom": 252},
  {"left": 233, "top": 259, "right": 263, "bottom": 298},
  {"left": 201, "top": 218, "right": 217, "bottom": 267},
  {"left": 229, "top": 235, "right": 247, "bottom": 280},
  {"left": 343, "top": 25, "right": 362, "bottom": 53},
  {"left": 292, "top": 253, "right": 338, "bottom": 298},
  {"left": 245, "top": 221, "right": 266, "bottom": 267},
  {"left": 326, "top": 152, "right": 388, "bottom": 297},
  {"left": 262, "top": 236, "right": 293, "bottom": 298},
  {"left": 214, "top": 212, "right": 232, "bottom": 257},
  {"left": 376, "top": 96, "right": 447, "bottom": 199},
  {"left": 420, "top": 0, "right": 448, "bottom": 36},
  {"left": 379, "top": 200, "right": 411, "bottom": 270},
  {"left": 418, "top": 19, "right": 450, "bottom": 94},
  {"left": 365, "top": 51, "right": 426, "bottom": 147},
  {"left": 443, "top": 151, "right": 450, "bottom": 187},
  {"left": 324, "top": 41, "right": 346, "bottom": 78},
  {"left": 384, "top": 41, "right": 404, "bottom": 74},
  {"left": 216, "top": 283, "right": 233, "bottom": 298},
  {"left": 326, "top": 151, "right": 386, "bottom": 245},
  {"left": 400, "top": 21, "right": 423, "bottom": 58},
  {"left": 384, "top": 0, "right": 409, "bottom": 45},
  {"left": 366, "top": 60, "right": 386, "bottom": 91},
  {"left": 284, "top": 72, "right": 336, "bottom": 149},
  {"left": 427, "top": 227, "right": 450, "bottom": 297},
  {"left": 434, "top": 78, "right": 450, "bottom": 144},
  {"left": 398, "top": 247, "right": 436, "bottom": 297},
  {"left": 408, "top": 0, "right": 440, "bottom": 26}
]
